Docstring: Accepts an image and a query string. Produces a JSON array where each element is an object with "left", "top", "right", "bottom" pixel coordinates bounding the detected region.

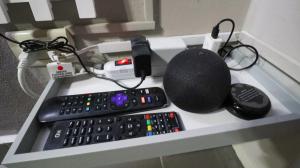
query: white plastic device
[
  {"left": 47, "top": 62, "right": 75, "bottom": 79},
  {"left": 46, "top": 51, "right": 75, "bottom": 79},
  {"left": 103, "top": 57, "right": 135, "bottom": 80},
  {"left": 202, "top": 33, "right": 223, "bottom": 53}
]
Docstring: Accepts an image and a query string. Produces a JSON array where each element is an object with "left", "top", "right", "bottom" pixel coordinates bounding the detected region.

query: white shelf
[{"left": 3, "top": 55, "right": 300, "bottom": 168}]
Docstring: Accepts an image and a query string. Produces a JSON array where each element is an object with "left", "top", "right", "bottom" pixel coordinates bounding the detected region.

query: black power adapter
[{"left": 131, "top": 36, "right": 152, "bottom": 77}]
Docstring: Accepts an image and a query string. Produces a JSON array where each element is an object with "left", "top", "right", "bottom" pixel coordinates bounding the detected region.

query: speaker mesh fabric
[{"left": 163, "top": 48, "right": 231, "bottom": 112}]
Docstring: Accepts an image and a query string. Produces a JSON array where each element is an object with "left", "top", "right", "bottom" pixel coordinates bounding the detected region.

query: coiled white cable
[{"left": 17, "top": 52, "right": 39, "bottom": 99}]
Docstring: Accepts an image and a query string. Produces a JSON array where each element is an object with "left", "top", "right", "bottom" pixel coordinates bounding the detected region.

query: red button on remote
[
  {"left": 169, "top": 112, "right": 175, "bottom": 119},
  {"left": 174, "top": 128, "right": 180, "bottom": 132},
  {"left": 145, "top": 114, "right": 150, "bottom": 120}
]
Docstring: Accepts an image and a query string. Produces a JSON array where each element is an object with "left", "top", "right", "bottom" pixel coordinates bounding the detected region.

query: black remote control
[
  {"left": 44, "top": 112, "right": 183, "bottom": 150},
  {"left": 38, "top": 87, "right": 167, "bottom": 123}
]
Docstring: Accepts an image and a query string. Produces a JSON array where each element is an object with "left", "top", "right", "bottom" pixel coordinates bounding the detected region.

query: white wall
[
  {"left": 242, "top": 0, "right": 300, "bottom": 81},
  {"left": 235, "top": 1, "right": 300, "bottom": 167}
]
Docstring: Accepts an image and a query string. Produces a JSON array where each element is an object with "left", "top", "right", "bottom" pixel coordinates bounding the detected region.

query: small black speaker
[{"left": 163, "top": 48, "right": 231, "bottom": 113}]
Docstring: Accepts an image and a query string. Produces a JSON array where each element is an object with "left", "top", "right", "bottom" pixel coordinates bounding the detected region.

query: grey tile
[{"left": 162, "top": 146, "right": 244, "bottom": 168}]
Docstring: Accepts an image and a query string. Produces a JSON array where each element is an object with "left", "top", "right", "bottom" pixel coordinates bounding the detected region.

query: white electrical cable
[{"left": 17, "top": 52, "right": 39, "bottom": 99}]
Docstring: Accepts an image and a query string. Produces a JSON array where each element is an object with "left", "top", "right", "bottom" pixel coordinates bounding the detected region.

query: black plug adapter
[{"left": 131, "top": 36, "right": 152, "bottom": 77}]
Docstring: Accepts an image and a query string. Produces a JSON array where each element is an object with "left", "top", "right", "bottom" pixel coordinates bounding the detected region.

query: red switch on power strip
[{"left": 115, "top": 58, "right": 132, "bottom": 66}]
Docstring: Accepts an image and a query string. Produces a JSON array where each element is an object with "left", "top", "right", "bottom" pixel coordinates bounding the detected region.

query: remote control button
[
  {"left": 80, "top": 128, "right": 86, "bottom": 135},
  {"left": 146, "top": 120, "right": 151, "bottom": 125},
  {"left": 145, "top": 89, "right": 150, "bottom": 94},
  {"left": 111, "top": 93, "right": 129, "bottom": 108},
  {"left": 140, "top": 96, "right": 146, "bottom": 104},
  {"left": 86, "top": 102, "right": 91, "bottom": 106},
  {"left": 174, "top": 128, "right": 180, "bottom": 132},
  {"left": 132, "top": 98, "right": 138, "bottom": 106},
  {"left": 86, "top": 136, "right": 91, "bottom": 144},
  {"left": 72, "top": 101, "right": 78, "bottom": 106},
  {"left": 66, "top": 129, "right": 71, "bottom": 136},
  {"left": 78, "top": 136, "right": 84, "bottom": 145},
  {"left": 78, "top": 107, "right": 83, "bottom": 113},
  {"left": 127, "top": 123, "right": 134, "bottom": 130},
  {"left": 145, "top": 114, "right": 150, "bottom": 120},
  {"left": 135, "top": 123, "right": 141, "bottom": 130},
  {"left": 95, "top": 135, "right": 101, "bottom": 142},
  {"left": 85, "top": 107, "right": 90, "bottom": 112},
  {"left": 106, "top": 126, "right": 112, "bottom": 132},
  {"left": 169, "top": 112, "right": 175, "bottom": 119},
  {"left": 70, "top": 137, "right": 76, "bottom": 145},
  {"left": 97, "top": 119, "right": 102, "bottom": 124},
  {"left": 73, "top": 128, "right": 78, "bottom": 135},
  {"left": 103, "top": 97, "right": 107, "bottom": 102},
  {"left": 103, "top": 104, "right": 108, "bottom": 109},
  {"left": 82, "top": 120, "right": 87, "bottom": 127},
  {"left": 94, "top": 105, "right": 101, "bottom": 111},
  {"left": 147, "top": 125, "right": 152, "bottom": 131},
  {"left": 119, "top": 124, "right": 124, "bottom": 133},
  {"left": 103, "top": 93, "right": 108, "bottom": 97},
  {"left": 95, "top": 98, "right": 102, "bottom": 104},
  {"left": 75, "top": 121, "right": 81, "bottom": 127},
  {"left": 106, "top": 118, "right": 113, "bottom": 124},
  {"left": 147, "top": 96, "right": 152, "bottom": 104},
  {"left": 63, "top": 138, "right": 68, "bottom": 146},
  {"left": 151, "top": 114, "right": 156, "bottom": 119},
  {"left": 139, "top": 89, "right": 144, "bottom": 95},
  {"left": 65, "top": 108, "right": 71, "bottom": 114},
  {"left": 154, "top": 95, "right": 160, "bottom": 102},
  {"left": 68, "top": 121, "right": 74, "bottom": 128},
  {"left": 146, "top": 132, "right": 153, "bottom": 136},
  {"left": 67, "top": 102, "right": 72, "bottom": 106},
  {"left": 87, "top": 127, "right": 93, "bottom": 134},
  {"left": 59, "top": 109, "right": 65, "bottom": 115},
  {"left": 96, "top": 126, "right": 102, "bottom": 133},
  {"left": 89, "top": 119, "right": 94, "bottom": 125},
  {"left": 61, "top": 102, "right": 66, "bottom": 107},
  {"left": 127, "top": 131, "right": 136, "bottom": 137},
  {"left": 106, "top": 134, "right": 112, "bottom": 141},
  {"left": 127, "top": 117, "right": 134, "bottom": 122}
]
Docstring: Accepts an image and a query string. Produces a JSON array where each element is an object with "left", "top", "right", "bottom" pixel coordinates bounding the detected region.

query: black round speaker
[{"left": 163, "top": 48, "right": 231, "bottom": 113}]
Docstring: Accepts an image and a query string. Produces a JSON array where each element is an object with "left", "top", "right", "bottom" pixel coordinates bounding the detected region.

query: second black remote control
[
  {"left": 38, "top": 87, "right": 168, "bottom": 123},
  {"left": 44, "top": 112, "right": 183, "bottom": 150}
]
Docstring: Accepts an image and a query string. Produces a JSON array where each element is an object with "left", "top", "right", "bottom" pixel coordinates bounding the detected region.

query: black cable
[
  {"left": 223, "top": 44, "right": 259, "bottom": 71},
  {"left": 211, "top": 18, "right": 259, "bottom": 71},
  {"left": 0, "top": 33, "right": 146, "bottom": 90},
  {"left": 212, "top": 18, "right": 235, "bottom": 55}
]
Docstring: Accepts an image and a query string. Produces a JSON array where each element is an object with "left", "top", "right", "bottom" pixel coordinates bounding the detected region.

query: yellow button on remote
[{"left": 147, "top": 125, "right": 152, "bottom": 131}]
